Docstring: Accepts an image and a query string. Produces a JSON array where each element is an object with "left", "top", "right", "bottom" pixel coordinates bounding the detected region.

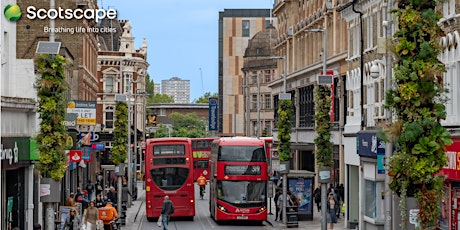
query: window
[
  {"left": 105, "top": 106, "right": 114, "bottom": 129},
  {"left": 364, "top": 180, "right": 385, "bottom": 222},
  {"left": 264, "top": 94, "right": 271, "bottom": 109},
  {"left": 153, "top": 144, "right": 185, "bottom": 156},
  {"left": 252, "top": 95, "right": 257, "bottom": 110},
  {"left": 124, "top": 73, "right": 132, "bottom": 93},
  {"left": 150, "top": 167, "right": 189, "bottom": 191},
  {"left": 264, "top": 70, "right": 271, "bottom": 83},
  {"left": 299, "top": 85, "right": 315, "bottom": 127},
  {"left": 242, "top": 20, "right": 250, "bottom": 37},
  {"left": 105, "top": 76, "right": 114, "bottom": 93},
  {"left": 217, "top": 181, "right": 266, "bottom": 205},
  {"left": 194, "top": 160, "right": 209, "bottom": 169},
  {"left": 218, "top": 146, "right": 266, "bottom": 162}
]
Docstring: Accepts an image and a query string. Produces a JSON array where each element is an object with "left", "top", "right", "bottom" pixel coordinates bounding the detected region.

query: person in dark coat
[
  {"left": 161, "top": 195, "right": 175, "bottom": 230},
  {"left": 314, "top": 183, "right": 321, "bottom": 212}
]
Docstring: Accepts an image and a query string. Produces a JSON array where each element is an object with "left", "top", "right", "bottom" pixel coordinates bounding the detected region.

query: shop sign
[
  {"left": 440, "top": 141, "right": 460, "bottom": 179},
  {"left": 0, "top": 142, "right": 19, "bottom": 164},
  {"left": 356, "top": 131, "right": 385, "bottom": 157}
]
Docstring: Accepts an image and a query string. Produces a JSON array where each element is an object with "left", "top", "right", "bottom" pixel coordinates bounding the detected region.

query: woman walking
[
  {"left": 84, "top": 201, "right": 99, "bottom": 230},
  {"left": 326, "top": 193, "right": 338, "bottom": 229},
  {"left": 64, "top": 207, "right": 82, "bottom": 230}
]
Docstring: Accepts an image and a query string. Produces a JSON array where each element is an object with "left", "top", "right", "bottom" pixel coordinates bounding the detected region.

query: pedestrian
[
  {"left": 64, "top": 207, "right": 82, "bottom": 230},
  {"left": 33, "top": 223, "right": 41, "bottom": 230},
  {"left": 83, "top": 201, "right": 99, "bottom": 230},
  {"left": 314, "top": 184, "right": 321, "bottom": 212},
  {"left": 95, "top": 194, "right": 105, "bottom": 208},
  {"left": 274, "top": 188, "right": 281, "bottom": 221},
  {"left": 161, "top": 195, "right": 175, "bottom": 230},
  {"left": 276, "top": 189, "right": 292, "bottom": 222},
  {"left": 327, "top": 193, "right": 338, "bottom": 229},
  {"left": 65, "top": 193, "right": 77, "bottom": 207},
  {"left": 85, "top": 180, "right": 94, "bottom": 201},
  {"left": 107, "top": 186, "right": 117, "bottom": 205},
  {"left": 99, "top": 200, "right": 118, "bottom": 230},
  {"left": 96, "top": 180, "right": 104, "bottom": 196}
]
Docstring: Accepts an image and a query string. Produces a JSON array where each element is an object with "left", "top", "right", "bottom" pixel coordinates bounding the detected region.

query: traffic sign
[
  {"left": 279, "top": 93, "right": 291, "bottom": 100},
  {"left": 317, "top": 75, "right": 333, "bottom": 85}
]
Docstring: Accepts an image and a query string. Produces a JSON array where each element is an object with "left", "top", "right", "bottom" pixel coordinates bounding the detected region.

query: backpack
[{"left": 98, "top": 207, "right": 114, "bottom": 221}]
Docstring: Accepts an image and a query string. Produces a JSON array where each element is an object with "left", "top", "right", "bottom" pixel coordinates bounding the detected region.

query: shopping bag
[
  {"left": 96, "top": 220, "right": 104, "bottom": 230},
  {"left": 157, "top": 214, "right": 162, "bottom": 227}
]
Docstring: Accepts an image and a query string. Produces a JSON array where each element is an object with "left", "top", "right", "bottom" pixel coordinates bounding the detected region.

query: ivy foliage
[
  {"left": 35, "top": 54, "right": 68, "bottom": 181},
  {"left": 314, "top": 86, "right": 333, "bottom": 167},
  {"left": 277, "top": 100, "right": 293, "bottom": 161},
  {"left": 112, "top": 101, "right": 128, "bottom": 165},
  {"left": 387, "top": 0, "right": 451, "bottom": 228}
]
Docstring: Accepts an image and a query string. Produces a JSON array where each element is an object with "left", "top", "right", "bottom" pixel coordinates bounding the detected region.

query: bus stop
[{"left": 286, "top": 170, "right": 315, "bottom": 221}]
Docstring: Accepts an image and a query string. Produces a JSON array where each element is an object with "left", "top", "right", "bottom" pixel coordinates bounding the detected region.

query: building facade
[
  {"left": 161, "top": 77, "right": 190, "bottom": 103},
  {"left": 97, "top": 20, "right": 148, "bottom": 165},
  {"left": 218, "top": 9, "right": 276, "bottom": 136},
  {"left": 271, "top": 0, "right": 348, "bottom": 196},
  {"left": 241, "top": 24, "right": 278, "bottom": 138}
]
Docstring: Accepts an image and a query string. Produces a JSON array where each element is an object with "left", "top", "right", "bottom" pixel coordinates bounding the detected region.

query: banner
[{"left": 208, "top": 98, "right": 218, "bottom": 131}]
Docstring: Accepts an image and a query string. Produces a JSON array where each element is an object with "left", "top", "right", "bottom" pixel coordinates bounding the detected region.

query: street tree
[
  {"left": 35, "top": 54, "right": 68, "bottom": 230},
  {"left": 386, "top": 0, "right": 451, "bottom": 228},
  {"left": 195, "top": 92, "right": 218, "bottom": 103}
]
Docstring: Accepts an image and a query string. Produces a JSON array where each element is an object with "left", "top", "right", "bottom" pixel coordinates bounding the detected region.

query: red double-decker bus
[
  {"left": 192, "top": 138, "right": 215, "bottom": 180},
  {"left": 209, "top": 137, "right": 268, "bottom": 224},
  {"left": 145, "top": 138, "right": 195, "bottom": 221}
]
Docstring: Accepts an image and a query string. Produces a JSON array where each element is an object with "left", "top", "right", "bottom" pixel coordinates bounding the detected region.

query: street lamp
[
  {"left": 305, "top": 28, "right": 328, "bottom": 230},
  {"left": 228, "top": 94, "right": 237, "bottom": 136}
]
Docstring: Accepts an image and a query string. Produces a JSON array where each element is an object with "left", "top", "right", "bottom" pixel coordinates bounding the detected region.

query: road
[{"left": 135, "top": 183, "right": 275, "bottom": 230}]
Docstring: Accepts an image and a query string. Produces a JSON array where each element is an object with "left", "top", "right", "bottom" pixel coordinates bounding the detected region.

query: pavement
[{"left": 122, "top": 182, "right": 351, "bottom": 230}]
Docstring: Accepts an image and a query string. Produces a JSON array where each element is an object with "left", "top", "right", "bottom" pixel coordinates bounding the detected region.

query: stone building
[{"left": 241, "top": 24, "right": 278, "bottom": 138}]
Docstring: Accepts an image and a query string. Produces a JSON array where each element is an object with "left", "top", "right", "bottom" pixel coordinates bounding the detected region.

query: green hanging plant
[
  {"left": 35, "top": 54, "right": 68, "bottom": 181},
  {"left": 277, "top": 100, "right": 293, "bottom": 161},
  {"left": 386, "top": 1, "right": 451, "bottom": 228},
  {"left": 112, "top": 101, "right": 128, "bottom": 165},
  {"left": 314, "top": 86, "right": 333, "bottom": 167}
]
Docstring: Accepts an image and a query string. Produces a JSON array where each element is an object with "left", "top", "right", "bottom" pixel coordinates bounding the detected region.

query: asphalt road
[{"left": 136, "top": 183, "right": 274, "bottom": 230}]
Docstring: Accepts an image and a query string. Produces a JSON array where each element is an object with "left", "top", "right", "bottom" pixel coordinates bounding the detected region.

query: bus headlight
[
  {"left": 257, "top": 207, "right": 266, "bottom": 213},
  {"left": 217, "top": 204, "right": 228, "bottom": 213}
]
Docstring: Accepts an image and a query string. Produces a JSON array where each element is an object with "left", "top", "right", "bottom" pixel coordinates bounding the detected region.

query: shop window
[{"left": 364, "top": 179, "right": 385, "bottom": 222}]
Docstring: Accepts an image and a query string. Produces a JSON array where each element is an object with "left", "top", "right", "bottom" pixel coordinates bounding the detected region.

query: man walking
[
  {"left": 161, "top": 195, "right": 175, "bottom": 230},
  {"left": 314, "top": 183, "right": 321, "bottom": 212}
]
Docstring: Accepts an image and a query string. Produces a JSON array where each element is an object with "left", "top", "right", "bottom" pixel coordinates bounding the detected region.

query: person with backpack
[
  {"left": 197, "top": 174, "right": 207, "bottom": 199},
  {"left": 99, "top": 200, "right": 118, "bottom": 230},
  {"left": 161, "top": 195, "right": 175, "bottom": 230}
]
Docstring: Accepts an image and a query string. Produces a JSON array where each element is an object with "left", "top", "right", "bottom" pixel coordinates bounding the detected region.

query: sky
[{"left": 99, "top": 0, "right": 274, "bottom": 102}]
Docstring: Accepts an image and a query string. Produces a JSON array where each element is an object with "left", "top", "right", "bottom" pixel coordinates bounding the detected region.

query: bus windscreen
[{"left": 218, "top": 146, "right": 266, "bottom": 162}]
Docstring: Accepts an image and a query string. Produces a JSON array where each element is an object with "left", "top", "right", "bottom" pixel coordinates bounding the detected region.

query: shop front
[
  {"left": 1, "top": 137, "right": 39, "bottom": 230},
  {"left": 439, "top": 139, "right": 460, "bottom": 229}
]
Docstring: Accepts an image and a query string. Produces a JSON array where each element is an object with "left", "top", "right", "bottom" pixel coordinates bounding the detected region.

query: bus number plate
[{"left": 237, "top": 216, "right": 248, "bottom": 220}]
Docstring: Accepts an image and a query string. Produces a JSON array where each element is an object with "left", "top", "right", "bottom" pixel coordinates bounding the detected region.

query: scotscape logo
[{"left": 4, "top": 4, "right": 22, "bottom": 22}]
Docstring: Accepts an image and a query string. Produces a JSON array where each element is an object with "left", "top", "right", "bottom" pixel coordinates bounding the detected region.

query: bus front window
[{"left": 217, "top": 181, "right": 266, "bottom": 205}]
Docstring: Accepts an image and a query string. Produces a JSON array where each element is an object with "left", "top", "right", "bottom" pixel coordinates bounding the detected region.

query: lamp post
[
  {"left": 305, "top": 28, "right": 328, "bottom": 230},
  {"left": 228, "top": 94, "right": 237, "bottom": 136}
]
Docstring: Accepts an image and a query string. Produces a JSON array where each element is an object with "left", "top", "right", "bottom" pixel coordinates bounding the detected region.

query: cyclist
[
  {"left": 197, "top": 174, "right": 207, "bottom": 199},
  {"left": 99, "top": 199, "right": 118, "bottom": 230}
]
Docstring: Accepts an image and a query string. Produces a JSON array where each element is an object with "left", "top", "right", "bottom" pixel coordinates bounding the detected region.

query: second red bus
[{"left": 192, "top": 137, "right": 215, "bottom": 180}]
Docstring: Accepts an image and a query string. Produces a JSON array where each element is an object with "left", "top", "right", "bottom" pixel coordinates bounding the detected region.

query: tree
[
  {"left": 148, "top": 93, "right": 174, "bottom": 104},
  {"left": 194, "top": 92, "right": 218, "bottom": 103},
  {"left": 169, "top": 112, "right": 207, "bottom": 137},
  {"left": 277, "top": 100, "right": 293, "bottom": 161},
  {"left": 35, "top": 54, "right": 68, "bottom": 230},
  {"left": 314, "top": 86, "right": 333, "bottom": 167},
  {"left": 386, "top": 0, "right": 451, "bottom": 228},
  {"left": 112, "top": 101, "right": 128, "bottom": 165}
]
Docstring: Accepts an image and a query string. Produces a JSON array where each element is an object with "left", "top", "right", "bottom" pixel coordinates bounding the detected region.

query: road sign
[
  {"left": 317, "top": 75, "right": 333, "bottom": 85},
  {"left": 279, "top": 93, "right": 291, "bottom": 100}
]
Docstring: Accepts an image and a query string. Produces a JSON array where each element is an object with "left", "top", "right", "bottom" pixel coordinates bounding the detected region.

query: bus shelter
[{"left": 286, "top": 170, "right": 315, "bottom": 221}]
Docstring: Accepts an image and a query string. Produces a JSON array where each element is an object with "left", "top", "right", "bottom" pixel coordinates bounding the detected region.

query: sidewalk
[
  {"left": 121, "top": 181, "right": 145, "bottom": 230},
  {"left": 267, "top": 208, "right": 349, "bottom": 230}
]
